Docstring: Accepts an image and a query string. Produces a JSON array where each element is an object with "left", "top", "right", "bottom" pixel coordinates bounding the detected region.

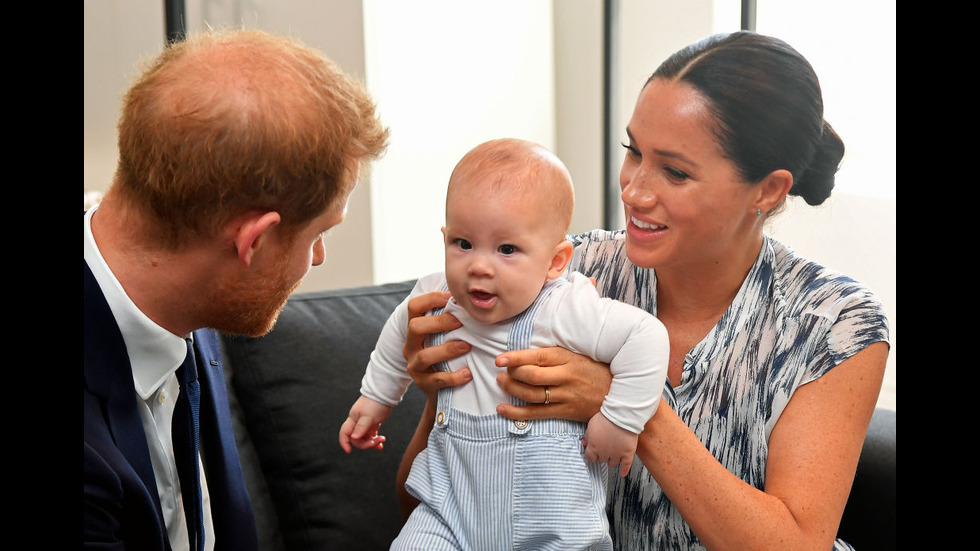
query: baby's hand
[
  {"left": 339, "top": 416, "right": 386, "bottom": 453},
  {"left": 338, "top": 396, "right": 392, "bottom": 453},
  {"left": 582, "top": 412, "right": 638, "bottom": 477}
]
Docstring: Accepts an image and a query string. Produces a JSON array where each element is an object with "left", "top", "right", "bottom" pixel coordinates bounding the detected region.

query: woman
[{"left": 397, "top": 31, "right": 889, "bottom": 550}]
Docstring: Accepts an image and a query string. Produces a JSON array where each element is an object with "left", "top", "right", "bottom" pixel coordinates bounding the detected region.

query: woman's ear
[
  {"left": 233, "top": 211, "right": 281, "bottom": 267},
  {"left": 547, "top": 240, "right": 574, "bottom": 279},
  {"left": 756, "top": 169, "right": 793, "bottom": 214}
]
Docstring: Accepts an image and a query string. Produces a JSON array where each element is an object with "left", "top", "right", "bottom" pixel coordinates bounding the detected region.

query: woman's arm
[
  {"left": 637, "top": 341, "right": 888, "bottom": 550},
  {"left": 395, "top": 290, "right": 472, "bottom": 521},
  {"left": 497, "top": 342, "right": 888, "bottom": 550}
]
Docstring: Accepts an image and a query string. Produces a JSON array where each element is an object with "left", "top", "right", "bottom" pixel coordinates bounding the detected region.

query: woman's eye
[
  {"left": 455, "top": 239, "right": 472, "bottom": 250},
  {"left": 620, "top": 141, "right": 640, "bottom": 158},
  {"left": 498, "top": 244, "right": 517, "bottom": 255},
  {"left": 665, "top": 166, "right": 690, "bottom": 181}
]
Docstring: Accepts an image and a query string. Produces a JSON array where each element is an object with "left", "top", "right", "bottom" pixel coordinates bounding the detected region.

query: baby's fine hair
[{"left": 447, "top": 138, "right": 575, "bottom": 238}]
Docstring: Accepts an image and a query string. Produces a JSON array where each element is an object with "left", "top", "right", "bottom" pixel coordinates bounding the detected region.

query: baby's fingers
[
  {"left": 339, "top": 418, "right": 356, "bottom": 453},
  {"left": 350, "top": 415, "right": 379, "bottom": 439},
  {"left": 351, "top": 433, "right": 387, "bottom": 451},
  {"left": 617, "top": 455, "right": 633, "bottom": 477}
]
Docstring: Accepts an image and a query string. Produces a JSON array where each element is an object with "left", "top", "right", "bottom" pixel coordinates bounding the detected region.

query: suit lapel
[
  {"left": 194, "top": 329, "right": 258, "bottom": 547},
  {"left": 84, "top": 261, "right": 163, "bottom": 515}
]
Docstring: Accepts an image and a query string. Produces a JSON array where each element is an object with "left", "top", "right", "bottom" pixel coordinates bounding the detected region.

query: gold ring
[{"left": 544, "top": 387, "right": 551, "bottom": 405}]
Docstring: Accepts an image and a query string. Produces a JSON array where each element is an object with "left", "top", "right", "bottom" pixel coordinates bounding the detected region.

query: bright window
[{"left": 753, "top": 0, "right": 897, "bottom": 200}]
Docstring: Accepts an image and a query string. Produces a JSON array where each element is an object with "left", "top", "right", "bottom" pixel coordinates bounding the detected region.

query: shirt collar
[
  {"left": 84, "top": 207, "right": 187, "bottom": 400},
  {"left": 684, "top": 236, "right": 774, "bottom": 365}
]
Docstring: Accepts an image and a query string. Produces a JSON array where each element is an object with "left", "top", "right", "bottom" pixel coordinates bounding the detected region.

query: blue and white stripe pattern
[
  {"left": 568, "top": 230, "right": 889, "bottom": 551},
  {"left": 393, "top": 279, "right": 613, "bottom": 550},
  {"left": 505, "top": 278, "right": 561, "bottom": 408}
]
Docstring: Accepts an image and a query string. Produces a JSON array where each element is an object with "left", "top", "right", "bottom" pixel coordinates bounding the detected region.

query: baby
[{"left": 339, "top": 138, "right": 669, "bottom": 549}]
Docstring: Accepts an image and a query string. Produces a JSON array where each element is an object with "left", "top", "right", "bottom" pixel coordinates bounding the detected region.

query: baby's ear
[{"left": 547, "top": 240, "right": 574, "bottom": 278}]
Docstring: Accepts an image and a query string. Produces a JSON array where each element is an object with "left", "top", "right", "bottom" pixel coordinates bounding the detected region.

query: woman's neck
[{"left": 655, "top": 234, "right": 763, "bottom": 324}]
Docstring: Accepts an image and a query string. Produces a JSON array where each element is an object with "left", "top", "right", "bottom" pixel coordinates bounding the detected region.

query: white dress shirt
[{"left": 84, "top": 207, "right": 215, "bottom": 551}]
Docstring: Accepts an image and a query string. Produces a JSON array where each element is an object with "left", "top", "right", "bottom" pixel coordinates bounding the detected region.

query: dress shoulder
[{"left": 767, "top": 237, "right": 890, "bottom": 372}]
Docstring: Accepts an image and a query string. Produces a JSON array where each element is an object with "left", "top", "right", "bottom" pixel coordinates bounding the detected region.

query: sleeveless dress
[{"left": 568, "top": 230, "right": 890, "bottom": 551}]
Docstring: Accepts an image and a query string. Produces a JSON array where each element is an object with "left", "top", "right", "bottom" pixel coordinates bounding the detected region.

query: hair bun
[{"left": 790, "top": 121, "right": 844, "bottom": 206}]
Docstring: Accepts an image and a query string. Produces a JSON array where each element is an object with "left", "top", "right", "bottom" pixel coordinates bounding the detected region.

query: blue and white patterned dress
[{"left": 568, "top": 230, "right": 890, "bottom": 551}]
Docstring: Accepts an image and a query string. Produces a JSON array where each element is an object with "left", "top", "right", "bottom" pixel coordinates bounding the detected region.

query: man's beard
[{"left": 206, "top": 254, "right": 302, "bottom": 337}]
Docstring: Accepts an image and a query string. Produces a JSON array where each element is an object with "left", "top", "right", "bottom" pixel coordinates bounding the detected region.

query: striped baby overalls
[{"left": 391, "top": 280, "right": 612, "bottom": 550}]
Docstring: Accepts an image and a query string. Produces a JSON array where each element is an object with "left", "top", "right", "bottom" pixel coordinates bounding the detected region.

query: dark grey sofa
[{"left": 219, "top": 280, "right": 896, "bottom": 550}]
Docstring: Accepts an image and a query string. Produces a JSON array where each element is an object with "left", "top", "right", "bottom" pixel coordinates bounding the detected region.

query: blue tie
[{"left": 173, "top": 337, "right": 205, "bottom": 551}]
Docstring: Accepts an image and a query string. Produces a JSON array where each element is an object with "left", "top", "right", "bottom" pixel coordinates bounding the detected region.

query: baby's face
[{"left": 443, "top": 184, "right": 562, "bottom": 325}]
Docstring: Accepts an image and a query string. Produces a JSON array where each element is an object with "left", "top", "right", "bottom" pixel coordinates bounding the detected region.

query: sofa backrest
[
  {"left": 837, "top": 406, "right": 896, "bottom": 550},
  {"left": 221, "top": 279, "right": 896, "bottom": 550},
  {"left": 221, "top": 280, "right": 422, "bottom": 551}
]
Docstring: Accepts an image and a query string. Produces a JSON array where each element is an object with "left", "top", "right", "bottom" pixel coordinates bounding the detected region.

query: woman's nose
[{"left": 621, "top": 167, "right": 657, "bottom": 207}]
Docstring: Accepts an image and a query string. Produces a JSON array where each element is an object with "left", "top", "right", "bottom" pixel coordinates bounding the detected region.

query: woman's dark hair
[{"left": 649, "top": 31, "right": 843, "bottom": 206}]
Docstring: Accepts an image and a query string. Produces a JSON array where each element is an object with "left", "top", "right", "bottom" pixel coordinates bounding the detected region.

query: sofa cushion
[
  {"left": 837, "top": 407, "right": 896, "bottom": 550},
  {"left": 221, "top": 278, "right": 895, "bottom": 550},
  {"left": 221, "top": 280, "right": 423, "bottom": 551}
]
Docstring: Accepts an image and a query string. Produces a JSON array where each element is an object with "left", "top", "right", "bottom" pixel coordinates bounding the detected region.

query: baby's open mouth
[{"left": 469, "top": 290, "right": 496, "bottom": 308}]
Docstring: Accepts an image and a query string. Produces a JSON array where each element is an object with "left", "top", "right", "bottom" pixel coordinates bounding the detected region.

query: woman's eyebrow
[{"left": 626, "top": 127, "right": 698, "bottom": 167}]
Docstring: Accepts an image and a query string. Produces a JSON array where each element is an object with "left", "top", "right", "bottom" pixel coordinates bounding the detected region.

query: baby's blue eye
[
  {"left": 499, "top": 244, "right": 517, "bottom": 255},
  {"left": 456, "top": 239, "right": 472, "bottom": 250}
]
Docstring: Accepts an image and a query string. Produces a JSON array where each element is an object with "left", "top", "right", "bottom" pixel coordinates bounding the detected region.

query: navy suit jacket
[{"left": 84, "top": 260, "right": 258, "bottom": 551}]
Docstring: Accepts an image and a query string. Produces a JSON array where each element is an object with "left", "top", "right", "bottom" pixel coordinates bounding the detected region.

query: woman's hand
[
  {"left": 397, "top": 289, "right": 472, "bottom": 520},
  {"left": 494, "top": 346, "right": 612, "bottom": 422},
  {"left": 402, "top": 290, "right": 472, "bottom": 402}
]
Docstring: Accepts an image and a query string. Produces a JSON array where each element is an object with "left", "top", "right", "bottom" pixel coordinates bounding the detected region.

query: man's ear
[
  {"left": 547, "top": 240, "right": 574, "bottom": 279},
  {"left": 233, "top": 211, "right": 282, "bottom": 267}
]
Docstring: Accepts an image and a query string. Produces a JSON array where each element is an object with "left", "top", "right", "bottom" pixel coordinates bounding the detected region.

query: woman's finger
[
  {"left": 400, "top": 291, "right": 472, "bottom": 400},
  {"left": 496, "top": 346, "right": 569, "bottom": 372},
  {"left": 496, "top": 400, "right": 583, "bottom": 422},
  {"left": 408, "top": 339, "right": 470, "bottom": 374},
  {"left": 494, "top": 346, "right": 612, "bottom": 423},
  {"left": 403, "top": 291, "right": 455, "bottom": 358},
  {"left": 496, "top": 369, "right": 559, "bottom": 404},
  {"left": 405, "top": 313, "right": 461, "bottom": 352},
  {"left": 406, "top": 290, "right": 452, "bottom": 319}
]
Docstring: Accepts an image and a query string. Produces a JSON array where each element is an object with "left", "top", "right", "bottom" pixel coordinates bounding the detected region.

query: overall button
[
  {"left": 436, "top": 411, "right": 446, "bottom": 425},
  {"left": 514, "top": 419, "right": 530, "bottom": 430}
]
